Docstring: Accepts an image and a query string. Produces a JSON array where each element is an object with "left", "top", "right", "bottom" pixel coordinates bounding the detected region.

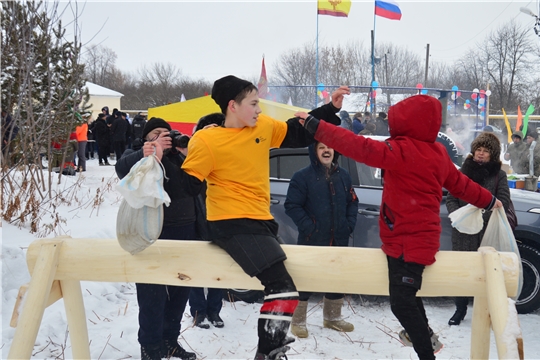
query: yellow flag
[
  {"left": 502, "top": 108, "right": 513, "bottom": 143},
  {"left": 318, "top": 0, "right": 352, "bottom": 17}
]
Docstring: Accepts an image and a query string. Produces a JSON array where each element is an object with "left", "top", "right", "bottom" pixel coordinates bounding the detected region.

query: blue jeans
[
  {"left": 189, "top": 287, "right": 224, "bottom": 319},
  {"left": 137, "top": 223, "right": 196, "bottom": 346}
]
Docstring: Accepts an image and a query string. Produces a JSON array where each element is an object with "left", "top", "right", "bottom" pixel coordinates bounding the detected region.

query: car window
[
  {"left": 270, "top": 154, "right": 311, "bottom": 180},
  {"left": 356, "top": 162, "right": 383, "bottom": 187}
]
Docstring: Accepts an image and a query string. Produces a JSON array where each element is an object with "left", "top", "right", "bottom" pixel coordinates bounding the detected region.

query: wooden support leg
[
  {"left": 10, "top": 280, "right": 63, "bottom": 328},
  {"left": 470, "top": 294, "right": 490, "bottom": 360},
  {"left": 482, "top": 247, "right": 523, "bottom": 359},
  {"left": 61, "top": 280, "right": 91, "bottom": 359},
  {"left": 8, "top": 241, "right": 62, "bottom": 360}
]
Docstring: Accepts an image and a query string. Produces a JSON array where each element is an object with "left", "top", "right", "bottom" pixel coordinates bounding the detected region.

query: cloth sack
[
  {"left": 480, "top": 207, "right": 523, "bottom": 300},
  {"left": 116, "top": 154, "right": 171, "bottom": 209},
  {"left": 116, "top": 154, "right": 170, "bottom": 254},
  {"left": 116, "top": 200, "right": 164, "bottom": 254},
  {"left": 448, "top": 203, "right": 484, "bottom": 234}
]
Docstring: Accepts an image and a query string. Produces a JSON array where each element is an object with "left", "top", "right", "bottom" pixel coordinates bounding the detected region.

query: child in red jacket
[{"left": 297, "top": 94, "right": 502, "bottom": 360}]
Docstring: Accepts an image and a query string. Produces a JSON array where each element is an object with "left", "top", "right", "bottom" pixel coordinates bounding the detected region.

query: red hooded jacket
[{"left": 315, "top": 95, "right": 494, "bottom": 265}]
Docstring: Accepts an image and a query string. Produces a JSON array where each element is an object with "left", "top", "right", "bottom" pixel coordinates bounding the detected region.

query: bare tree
[
  {"left": 83, "top": 44, "right": 118, "bottom": 88},
  {"left": 455, "top": 21, "right": 535, "bottom": 112}
]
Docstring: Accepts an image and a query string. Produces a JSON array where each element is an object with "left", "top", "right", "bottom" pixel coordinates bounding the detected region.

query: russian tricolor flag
[{"left": 375, "top": 0, "right": 402, "bottom": 20}]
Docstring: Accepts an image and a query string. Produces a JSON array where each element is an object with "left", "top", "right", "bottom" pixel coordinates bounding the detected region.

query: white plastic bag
[
  {"left": 116, "top": 155, "right": 170, "bottom": 254},
  {"left": 480, "top": 207, "right": 523, "bottom": 300},
  {"left": 448, "top": 204, "right": 484, "bottom": 234},
  {"left": 116, "top": 155, "right": 171, "bottom": 209}
]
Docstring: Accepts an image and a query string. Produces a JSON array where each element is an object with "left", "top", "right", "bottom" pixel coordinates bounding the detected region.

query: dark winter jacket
[
  {"left": 516, "top": 141, "right": 540, "bottom": 176},
  {"left": 93, "top": 118, "right": 110, "bottom": 146},
  {"left": 374, "top": 117, "right": 390, "bottom": 136},
  {"left": 312, "top": 95, "right": 496, "bottom": 265},
  {"left": 131, "top": 115, "right": 146, "bottom": 141},
  {"left": 115, "top": 142, "right": 205, "bottom": 233},
  {"left": 446, "top": 156, "right": 511, "bottom": 251},
  {"left": 87, "top": 122, "right": 95, "bottom": 141},
  {"left": 285, "top": 144, "right": 358, "bottom": 246},
  {"left": 352, "top": 118, "right": 364, "bottom": 135},
  {"left": 111, "top": 116, "right": 129, "bottom": 142}
]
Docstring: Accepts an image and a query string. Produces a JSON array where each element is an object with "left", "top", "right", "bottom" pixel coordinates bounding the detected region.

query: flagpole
[
  {"left": 316, "top": 7, "right": 320, "bottom": 108},
  {"left": 371, "top": 7, "right": 377, "bottom": 114}
]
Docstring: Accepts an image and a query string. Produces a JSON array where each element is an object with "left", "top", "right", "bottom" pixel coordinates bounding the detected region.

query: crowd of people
[
  {"left": 46, "top": 108, "right": 148, "bottom": 175},
  {"left": 4, "top": 77, "right": 534, "bottom": 360}
]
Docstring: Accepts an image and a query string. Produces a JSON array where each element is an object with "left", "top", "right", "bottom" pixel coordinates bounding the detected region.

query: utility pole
[
  {"left": 424, "top": 43, "right": 430, "bottom": 86},
  {"left": 384, "top": 52, "right": 390, "bottom": 106}
]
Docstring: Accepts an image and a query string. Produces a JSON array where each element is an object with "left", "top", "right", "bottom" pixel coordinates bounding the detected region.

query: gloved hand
[{"left": 294, "top": 112, "right": 320, "bottom": 135}]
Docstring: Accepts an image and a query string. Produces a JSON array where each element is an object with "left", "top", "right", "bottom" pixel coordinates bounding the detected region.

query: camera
[{"left": 168, "top": 129, "right": 190, "bottom": 148}]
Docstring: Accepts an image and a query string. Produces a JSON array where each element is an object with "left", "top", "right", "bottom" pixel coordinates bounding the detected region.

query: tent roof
[
  {"left": 85, "top": 82, "right": 124, "bottom": 97},
  {"left": 147, "top": 95, "right": 309, "bottom": 124}
]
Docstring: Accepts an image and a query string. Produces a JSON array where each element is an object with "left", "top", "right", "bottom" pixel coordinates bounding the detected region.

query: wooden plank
[
  {"left": 25, "top": 239, "right": 519, "bottom": 297},
  {"left": 8, "top": 241, "right": 62, "bottom": 360},
  {"left": 10, "top": 280, "right": 63, "bottom": 328}
]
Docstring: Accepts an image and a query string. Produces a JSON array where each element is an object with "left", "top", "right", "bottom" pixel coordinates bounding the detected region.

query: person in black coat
[
  {"left": 111, "top": 112, "right": 129, "bottom": 161},
  {"left": 284, "top": 141, "right": 358, "bottom": 338},
  {"left": 92, "top": 113, "right": 111, "bottom": 165},
  {"left": 115, "top": 117, "right": 198, "bottom": 360}
]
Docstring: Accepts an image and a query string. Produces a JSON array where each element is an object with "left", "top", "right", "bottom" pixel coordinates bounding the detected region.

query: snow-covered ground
[{"left": 2, "top": 158, "right": 539, "bottom": 359}]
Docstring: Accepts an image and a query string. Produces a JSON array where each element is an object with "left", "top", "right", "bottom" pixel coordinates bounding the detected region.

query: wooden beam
[
  {"left": 8, "top": 241, "right": 62, "bottom": 360},
  {"left": 25, "top": 239, "right": 519, "bottom": 297},
  {"left": 482, "top": 248, "right": 524, "bottom": 360},
  {"left": 10, "top": 280, "right": 63, "bottom": 328},
  {"left": 61, "top": 280, "right": 90, "bottom": 359}
]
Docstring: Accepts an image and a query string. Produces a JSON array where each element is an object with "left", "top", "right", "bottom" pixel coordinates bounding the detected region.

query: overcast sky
[{"left": 61, "top": 0, "right": 539, "bottom": 84}]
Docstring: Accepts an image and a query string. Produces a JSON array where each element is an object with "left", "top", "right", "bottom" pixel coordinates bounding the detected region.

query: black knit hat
[
  {"left": 471, "top": 132, "right": 501, "bottom": 161},
  {"left": 211, "top": 75, "right": 255, "bottom": 114},
  {"left": 142, "top": 117, "right": 171, "bottom": 140},
  {"left": 194, "top": 113, "right": 225, "bottom": 134},
  {"left": 527, "top": 129, "right": 538, "bottom": 140}
]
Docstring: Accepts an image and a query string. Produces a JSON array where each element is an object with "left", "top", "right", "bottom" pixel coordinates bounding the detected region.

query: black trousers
[
  {"left": 137, "top": 223, "right": 196, "bottom": 346},
  {"left": 113, "top": 140, "right": 126, "bottom": 161},
  {"left": 387, "top": 255, "right": 435, "bottom": 360},
  {"left": 97, "top": 143, "right": 109, "bottom": 164}
]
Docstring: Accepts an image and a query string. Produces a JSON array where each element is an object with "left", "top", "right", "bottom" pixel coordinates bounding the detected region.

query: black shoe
[
  {"left": 193, "top": 314, "right": 210, "bottom": 329},
  {"left": 254, "top": 336, "right": 295, "bottom": 360},
  {"left": 207, "top": 313, "right": 224, "bottom": 328},
  {"left": 161, "top": 339, "right": 196, "bottom": 360},
  {"left": 99, "top": 163, "right": 104, "bottom": 166},
  {"left": 141, "top": 343, "right": 161, "bottom": 360},
  {"left": 104, "top": 162, "right": 111, "bottom": 166},
  {"left": 448, "top": 308, "right": 467, "bottom": 326}
]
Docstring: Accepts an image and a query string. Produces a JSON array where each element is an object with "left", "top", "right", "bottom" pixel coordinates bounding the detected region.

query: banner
[
  {"left": 317, "top": 0, "right": 351, "bottom": 17},
  {"left": 502, "top": 108, "right": 513, "bottom": 143}
]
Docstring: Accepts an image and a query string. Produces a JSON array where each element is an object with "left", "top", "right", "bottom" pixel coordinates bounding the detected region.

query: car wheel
[
  {"left": 224, "top": 289, "right": 264, "bottom": 303},
  {"left": 516, "top": 243, "right": 540, "bottom": 314}
]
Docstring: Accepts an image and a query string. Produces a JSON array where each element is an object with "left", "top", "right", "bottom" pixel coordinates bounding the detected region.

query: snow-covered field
[{"left": 2, "top": 158, "right": 539, "bottom": 359}]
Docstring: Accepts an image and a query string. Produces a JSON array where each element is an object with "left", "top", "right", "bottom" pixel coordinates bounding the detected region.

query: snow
[
  {"left": 85, "top": 82, "right": 124, "bottom": 98},
  {"left": 2, "top": 159, "right": 540, "bottom": 359}
]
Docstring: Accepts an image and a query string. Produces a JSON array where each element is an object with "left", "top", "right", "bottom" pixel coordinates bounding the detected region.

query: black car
[{"left": 226, "top": 142, "right": 540, "bottom": 314}]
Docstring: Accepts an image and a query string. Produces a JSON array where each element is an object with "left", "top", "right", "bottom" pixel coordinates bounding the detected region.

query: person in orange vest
[{"left": 75, "top": 119, "right": 88, "bottom": 172}]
